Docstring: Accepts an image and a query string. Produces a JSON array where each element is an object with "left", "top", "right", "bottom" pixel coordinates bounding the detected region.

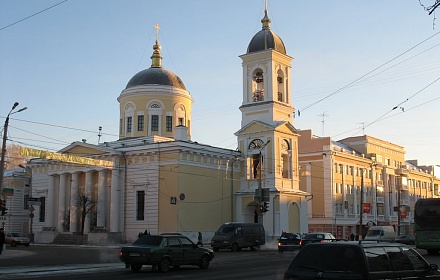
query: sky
[{"left": 1, "top": 0, "right": 439, "bottom": 166}]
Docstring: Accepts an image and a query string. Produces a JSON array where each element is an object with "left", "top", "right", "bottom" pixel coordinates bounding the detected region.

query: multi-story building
[{"left": 299, "top": 130, "right": 439, "bottom": 239}]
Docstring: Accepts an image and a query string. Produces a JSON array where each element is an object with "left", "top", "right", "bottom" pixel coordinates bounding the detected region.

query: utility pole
[
  {"left": 0, "top": 102, "right": 27, "bottom": 194},
  {"left": 258, "top": 140, "right": 270, "bottom": 224},
  {"left": 359, "top": 168, "right": 364, "bottom": 239}
]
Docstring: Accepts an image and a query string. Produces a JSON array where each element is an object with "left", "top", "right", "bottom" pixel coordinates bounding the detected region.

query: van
[
  {"left": 364, "top": 226, "right": 395, "bottom": 241},
  {"left": 210, "top": 222, "right": 265, "bottom": 252}
]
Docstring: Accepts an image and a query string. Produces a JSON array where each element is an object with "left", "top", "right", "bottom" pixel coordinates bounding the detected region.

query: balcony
[
  {"left": 376, "top": 180, "right": 384, "bottom": 186},
  {"left": 376, "top": 196, "right": 384, "bottom": 204},
  {"left": 400, "top": 199, "right": 410, "bottom": 206},
  {"left": 395, "top": 167, "right": 409, "bottom": 175},
  {"left": 398, "top": 185, "right": 409, "bottom": 191}
]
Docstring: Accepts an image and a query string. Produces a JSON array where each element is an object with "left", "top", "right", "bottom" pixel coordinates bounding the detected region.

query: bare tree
[
  {"left": 419, "top": 0, "right": 440, "bottom": 15},
  {"left": 4, "top": 144, "right": 31, "bottom": 170},
  {"left": 77, "top": 193, "right": 96, "bottom": 236}
]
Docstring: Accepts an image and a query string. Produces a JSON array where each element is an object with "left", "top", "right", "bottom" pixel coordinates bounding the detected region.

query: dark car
[
  {"left": 395, "top": 234, "right": 416, "bottom": 245},
  {"left": 299, "top": 232, "right": 336, "bottom": 249},
  {"left": 284, "top": 241, "right": 440, "bottom": 279},
  {"left": 119, "top": 234, "right": 214, "bottom": 273},
  {"left": 278, "top": 232, "right": 301, "bottom": 252}
]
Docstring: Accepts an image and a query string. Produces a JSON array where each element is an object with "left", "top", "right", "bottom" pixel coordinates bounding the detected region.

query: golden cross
[{"left": 154, "top": 23, "right": 160, "bottom": 41}]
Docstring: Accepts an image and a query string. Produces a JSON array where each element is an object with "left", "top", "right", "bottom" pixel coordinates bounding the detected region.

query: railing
[{"left": 376, "top": 196, "right": 384, "bottom": 203}]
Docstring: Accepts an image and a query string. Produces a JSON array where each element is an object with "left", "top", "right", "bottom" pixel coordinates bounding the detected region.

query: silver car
[{"left": 6, "top": 232, "right": 30, "bottom": 247}]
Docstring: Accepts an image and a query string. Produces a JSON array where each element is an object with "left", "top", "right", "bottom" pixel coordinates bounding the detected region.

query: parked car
[
  {"left": 299, "top": 232, "right": 336, "bottom": 249},
  {"left": 395, "top": 234, "right": 416, "bottom": 245},
  {"left": 284, "top": 241, "right": 440, "bottom": 279},
  {"left": 5, "top": 232, "right": 30, "bottom": 247},
  {"left": 119, "top": 234, "right": 214, "bottom": 273},
  {"left": 278, "top": 232, "right": 301, "bottom": 252}
]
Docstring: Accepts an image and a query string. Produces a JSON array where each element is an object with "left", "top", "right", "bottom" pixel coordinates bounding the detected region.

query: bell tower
[{"left": 238, "top": 7, "right": 295, "bottom": 128}]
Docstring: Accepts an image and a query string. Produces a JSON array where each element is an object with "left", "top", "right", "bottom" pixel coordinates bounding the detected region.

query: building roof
[
  {"left": 125, "top": 67, "right": 186, "bottom": 90},
  {"left": 246, "top": 8, "right": 286, "bottom": 54}
]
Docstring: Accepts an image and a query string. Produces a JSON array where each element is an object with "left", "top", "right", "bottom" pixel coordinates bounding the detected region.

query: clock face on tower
[{"left": 248, "top": 139, "right": 265, "bottom": 150}]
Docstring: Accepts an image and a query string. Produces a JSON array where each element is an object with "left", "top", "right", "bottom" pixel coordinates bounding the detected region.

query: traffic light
[{"left": 262, "top": 202, "right": 269, "bottom": 213}]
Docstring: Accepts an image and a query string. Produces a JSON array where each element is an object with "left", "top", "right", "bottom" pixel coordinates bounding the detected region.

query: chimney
[{"left": 174, "top": 125, "right": 188, "bottom": 141}]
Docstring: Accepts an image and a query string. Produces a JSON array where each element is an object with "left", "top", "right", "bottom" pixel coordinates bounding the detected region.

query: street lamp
[
  {"left": 0, "top": 102, "right": 27, "bottom": 195},
  {"left": 258, "top": 140, "right": 270, "bottom": 224},
  {"left": 19, "top": 164, "right": 34, "bottom": 242}
]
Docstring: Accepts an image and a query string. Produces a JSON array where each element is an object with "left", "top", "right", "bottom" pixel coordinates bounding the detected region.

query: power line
[
  {"left": 298, "top": 30, "right": 440, "bottom": 114},
  {"left": 0, "top": 0, "right": 69, "bottom": 31}
]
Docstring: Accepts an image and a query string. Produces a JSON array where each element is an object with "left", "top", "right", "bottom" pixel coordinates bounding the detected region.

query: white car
[{"left": 6, "top": 232, "right": 30, "bottom": 247}]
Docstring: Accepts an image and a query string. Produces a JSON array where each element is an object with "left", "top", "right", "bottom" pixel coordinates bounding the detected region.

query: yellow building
[
  {"left": 299, "top": 130, "right": 440, "bottom": 239},
  {"left": 22, "top": 8, "right": 309, "bottom": 244}
]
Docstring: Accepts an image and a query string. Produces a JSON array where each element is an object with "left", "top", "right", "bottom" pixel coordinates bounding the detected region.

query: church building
[{"left": 23, "top": 7, "right": 309, "bottom": 244}]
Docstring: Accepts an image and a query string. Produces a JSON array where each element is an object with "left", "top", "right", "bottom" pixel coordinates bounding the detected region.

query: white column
[
  {"left": 57, "top": 173, "right": 67, "bottom": 232},
  {"left": 97, "top": 169, "right": 108, "bottom": 228},
  {"left": 110, "top": 157, "right": 121, "bottom": 232},
  {"left": 83, "top": 171, "right": 94, "bottom": 233},
  {"left": 69, "top": 172, "right": 79, "bottom": 232},
  {"left": 46, "top": 175, "right": 56, "bottom": 227}
]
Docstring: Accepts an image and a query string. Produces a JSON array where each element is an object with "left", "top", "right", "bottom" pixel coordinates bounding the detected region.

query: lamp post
[
  {"left": 19, "top": 164, "right": 33, "bottom": 242},
  {"left": 258, "top": 140, "right": 270, "bottom": 224},
  {"left": 0, "top": 102, "right": 27, "bottom": 194}
]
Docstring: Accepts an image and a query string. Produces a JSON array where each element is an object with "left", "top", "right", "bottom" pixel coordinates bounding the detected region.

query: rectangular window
[
  {"left": 39, "top": 197, "right": 46, "bottom": 222},
  {"left": 136, "top": 191, "right": 145, "bottom": 220},
  {"left": 166, "top": 116, "right": 172, "bottom": 132},
  {"left": 151, "top": 115, "right": 159, "bottom": 131},
  {"left": 137, "top": 115, "right": 144, "bottom": 131},
  {"left": 178, "top": 117, "right": 184, "bottom": 126},
  {"left": 127, "top": 117, "right": 132, "bottom": 133},
  {"left": 23, "top": 194, "right": 29, "bottom": 209}
]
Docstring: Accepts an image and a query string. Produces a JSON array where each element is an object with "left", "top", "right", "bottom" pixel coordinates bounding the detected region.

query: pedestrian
[
  {"left": 144, "top": 229, "right": 150, "bottom": 235},
  {"left": 350, "top": 233, "right": 355, "bottom": 241},
  {"left": 197, "top": 232, "right": 203, "bottom": 246},
  {"left": 0, "top": 228, "right": 5, "bottom": 255}
]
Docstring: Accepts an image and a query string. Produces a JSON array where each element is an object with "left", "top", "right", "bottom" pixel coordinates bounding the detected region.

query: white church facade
[{"left": 23, "top": 8, "right": 309, "bottom": 244}]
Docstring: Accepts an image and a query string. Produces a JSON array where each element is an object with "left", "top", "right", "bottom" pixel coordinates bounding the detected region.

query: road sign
[{"left": 27, "top": 197, "right": 41, "bottom": 205}]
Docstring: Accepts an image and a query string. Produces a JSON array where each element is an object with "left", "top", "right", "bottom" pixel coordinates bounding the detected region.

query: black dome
[
  {"left": 126, "top": 67, "right": 186, "bottom": 90},
  {"left": 247, "top": 29, "right": 286, "bottom": 54}
]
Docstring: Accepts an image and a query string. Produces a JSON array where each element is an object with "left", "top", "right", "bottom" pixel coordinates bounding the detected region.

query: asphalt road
[{"left": 0, "top": 244, "right": 296, "bottom": 280}]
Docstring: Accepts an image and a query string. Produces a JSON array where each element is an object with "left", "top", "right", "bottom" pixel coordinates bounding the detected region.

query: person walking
[
  {"left": 0, "top": 228, "right": 6, "bottom": 255},
  {"left": 197, "top": 232, "right": 203, "bottom": 246}
]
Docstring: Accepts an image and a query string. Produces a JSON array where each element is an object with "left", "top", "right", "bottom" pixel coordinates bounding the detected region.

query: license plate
[{"left": 130, "top": 253, "right": 140, "bottom": 256}]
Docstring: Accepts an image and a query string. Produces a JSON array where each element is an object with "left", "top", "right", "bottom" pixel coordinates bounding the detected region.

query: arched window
[
  {"left": 281, "top": 140, "right": 290, "bottom": 178},
  {"left": 252, "top": 69, "right": 264, "bottom": 102},
  {"left": 277, "top": 69, "right": 286, "bottom": 103},
  {"left": 248, "top": 139, "right": 266, "bottom": 179}
]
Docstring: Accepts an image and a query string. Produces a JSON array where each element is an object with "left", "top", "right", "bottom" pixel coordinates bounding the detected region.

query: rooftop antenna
[
  {"left": 98, "top": 126, "right": 102, "bottom": 144},
  {"left": 318, "top": 112, "right": 329, "bottom": 136}
]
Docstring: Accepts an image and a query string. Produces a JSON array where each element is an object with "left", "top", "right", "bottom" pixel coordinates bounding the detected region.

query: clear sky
[{"left": 1, "top": 0, "right": 439, "bottom": 166}]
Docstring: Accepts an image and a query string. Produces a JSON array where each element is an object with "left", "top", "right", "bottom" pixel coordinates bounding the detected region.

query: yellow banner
[{"left": 20, "top": 147, "right": 113, "bottom": 168}]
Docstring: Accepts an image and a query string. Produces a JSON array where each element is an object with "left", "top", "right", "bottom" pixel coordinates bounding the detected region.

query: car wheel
[
  {"left": 231, "top": 243, "right": 239, "bottom": 252},
  {"left": 213, "top": 247, "right": 219, "bottom": 252},
  {"left": 11, "top": 241, "right": 17, "bottom": 247},
  {"left": 199, "top": 255, "right": 210, "bottom": 269},
  {"left": 158, "top": 258, "right": 171, "bottom": 273},
  {"left": 130, "top": 264, "right": 142, "bottom": 272}
]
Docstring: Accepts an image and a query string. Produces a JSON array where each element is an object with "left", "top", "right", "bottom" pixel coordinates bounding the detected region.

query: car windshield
[
  {"left": 291, "top": 245, "right": 363, "bottom": 273},
  {"left": 218, "top": 226, "right": 235, "bottom": 234},
  {"left": 304, "top": 233, "right": 332, "bottom": 240},
  {"left": 10, "top": 233, "right": 20, "bottom": 237},
  {"left": 132, "top": 235, "right": 163, "bottom": 246}
]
